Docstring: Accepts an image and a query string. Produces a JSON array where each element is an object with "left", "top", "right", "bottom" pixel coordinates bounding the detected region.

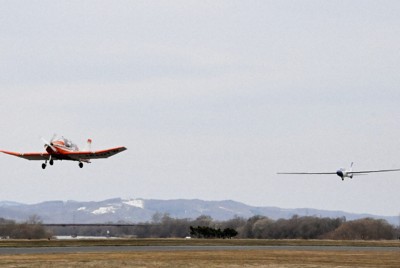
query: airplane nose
[{"left": 336, "top": 170, "right": 344, "bottom": 178}]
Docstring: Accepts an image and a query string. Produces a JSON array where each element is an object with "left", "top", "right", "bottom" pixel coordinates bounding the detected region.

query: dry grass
[
  {"left": 0, "top": 239, "right": 399, "bottom": 267},
  {"left": 0, "top": 249, "right": 400, "bottom": 268}
]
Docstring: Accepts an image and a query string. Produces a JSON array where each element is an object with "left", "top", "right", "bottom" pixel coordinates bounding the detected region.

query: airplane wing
[
  {"left": 277, "top": 172, "right": 336, "bottom": 175},
  {"left": 0, "top": 150, "right": 50, "bottom": 160},
  {"left": 65, "top": 146, "right": 127, "bottom": 161},
  {"left": 278, "top": 169, "right": 400, "bottom": 175},
  {"left": 351, "top": 169, "right": 400, "bottom": 174}
]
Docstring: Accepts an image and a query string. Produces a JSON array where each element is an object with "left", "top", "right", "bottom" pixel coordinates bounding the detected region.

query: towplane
[
  {"left": 0, "top": 134, "right": 127, "bottom": 169},
  {"left": 277, "top": 162, "right": 400, "bottom": 181}
]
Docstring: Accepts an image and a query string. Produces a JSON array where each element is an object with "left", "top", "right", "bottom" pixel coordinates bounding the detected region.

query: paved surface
[{"left": 0, "top": 245, "right": 399, "bottom": 254}]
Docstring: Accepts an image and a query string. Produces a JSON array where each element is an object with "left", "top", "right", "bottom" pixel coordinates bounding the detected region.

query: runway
[{"left": 1, "top": 245, "right": 399, "bottom": 254}]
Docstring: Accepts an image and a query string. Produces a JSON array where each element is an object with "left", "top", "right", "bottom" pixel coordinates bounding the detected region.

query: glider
[{"left": 277, "top": 162, "right": 400, "bottom": 181}]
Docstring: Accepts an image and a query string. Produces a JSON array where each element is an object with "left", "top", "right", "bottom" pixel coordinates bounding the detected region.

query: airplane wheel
[
  {"left": 79, "top": 162, "right": 83, "bottom": 168},
  {"left": 42, "top": 163, "right": 46, "bottom": 169},
  {"left": 49, "top": 160, "right": 54, "bottom": 166}
]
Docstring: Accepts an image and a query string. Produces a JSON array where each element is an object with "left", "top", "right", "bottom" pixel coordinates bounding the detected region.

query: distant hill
[{"left": 0, "top": 198, "right": 397, "bottom": 225}]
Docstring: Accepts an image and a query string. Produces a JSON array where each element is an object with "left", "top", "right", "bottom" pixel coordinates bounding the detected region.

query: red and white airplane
[{"left": 0, "top": 134, "right": 127, "bottom": 169}]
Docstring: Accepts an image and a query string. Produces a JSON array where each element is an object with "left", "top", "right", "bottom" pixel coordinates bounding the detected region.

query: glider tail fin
[{"left": 349, "top": 162, "right": 354, "bottom": 178}]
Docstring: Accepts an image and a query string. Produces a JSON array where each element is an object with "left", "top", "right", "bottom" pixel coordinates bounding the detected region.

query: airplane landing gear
[
  {"left": 43, "top": 158, "right": 53, "bottom": 169},
  {"left": 79, "top": 162, "right": 83, "bottom": 168}
]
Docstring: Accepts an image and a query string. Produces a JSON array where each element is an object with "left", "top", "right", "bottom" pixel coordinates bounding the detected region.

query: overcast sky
[{"left": 1, "top": 1, "right": 400, "bottom": 216}]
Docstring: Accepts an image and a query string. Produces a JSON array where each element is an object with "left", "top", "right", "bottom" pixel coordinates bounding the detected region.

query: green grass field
[{"left": 0, "top": 239, "right": 399, "bottom": 267}]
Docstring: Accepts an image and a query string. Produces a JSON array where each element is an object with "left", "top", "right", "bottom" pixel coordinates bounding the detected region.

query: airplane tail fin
[{"left": 84, "top": 139, "right": 92, "bottom": 152}]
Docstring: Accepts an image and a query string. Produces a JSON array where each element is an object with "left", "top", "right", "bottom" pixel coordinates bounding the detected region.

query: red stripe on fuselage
[{"left": 45, "top": 144, "right": 79, "bottom": 160}]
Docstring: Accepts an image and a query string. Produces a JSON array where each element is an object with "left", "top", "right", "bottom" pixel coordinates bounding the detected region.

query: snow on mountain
[
  {"left": 123, "top": 199, "right": 144, "bottom": 209},
  {"left": 92, "top": 206, "right": 117, "bottom": 215}
]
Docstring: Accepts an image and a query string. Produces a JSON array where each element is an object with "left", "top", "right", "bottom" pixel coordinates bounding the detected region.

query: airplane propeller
[{"left": 41, "top": 134, "right": 57, "bottom": 152}]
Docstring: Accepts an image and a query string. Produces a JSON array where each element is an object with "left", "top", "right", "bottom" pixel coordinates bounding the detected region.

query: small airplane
[
  {"left": 277, "top": 162, "right": 400, "bottom": 181},
  {"left": 0, "top": 134, "right": 127, "bottom": 169}
]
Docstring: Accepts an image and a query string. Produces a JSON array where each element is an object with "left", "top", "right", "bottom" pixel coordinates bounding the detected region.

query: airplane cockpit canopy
[{"left": 62, "top": 137, "right": 79, "bottom": 150}]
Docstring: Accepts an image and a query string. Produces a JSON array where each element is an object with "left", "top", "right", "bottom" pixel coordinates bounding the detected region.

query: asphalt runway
[{"left": 0, "top": 245, "right": 399, "bottom": 254}]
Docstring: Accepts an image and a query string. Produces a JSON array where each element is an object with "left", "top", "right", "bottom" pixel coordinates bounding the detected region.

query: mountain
[{"left": 0, "top": 198, "right": 397, "bottom": 225}]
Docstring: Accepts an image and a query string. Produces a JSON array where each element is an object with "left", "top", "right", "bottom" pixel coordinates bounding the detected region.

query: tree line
[
  {"left": 0, "top": 216, "right": 51, "bottom": 239},
  {"left": 0, "top": 213, "right": 398, "bottom": 240},
  {"left": 237, "top": 215, "right": 396, "bottom": 240},
  {"left": 48, "top": 213, "right": 399, "bottom": 240}
]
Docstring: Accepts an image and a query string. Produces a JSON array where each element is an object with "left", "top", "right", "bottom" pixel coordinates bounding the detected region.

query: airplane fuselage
[
  {"left": 336, "top": 168, "right": 353, "bottom": 180},
  {"left": 44, "top": 138, "right": 91, "bottom": 163}
]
